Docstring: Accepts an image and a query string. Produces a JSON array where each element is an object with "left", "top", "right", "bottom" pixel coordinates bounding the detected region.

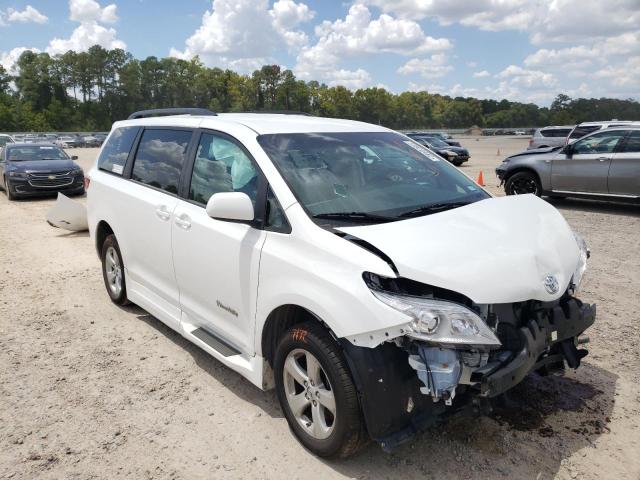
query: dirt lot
[{"left": 1, "top": 137, "right": 639, "bottom": 479}]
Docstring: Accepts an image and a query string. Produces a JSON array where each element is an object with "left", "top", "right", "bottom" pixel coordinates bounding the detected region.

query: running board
[{"left": 191, "top": 327, "right": 241, "bottom": 357}]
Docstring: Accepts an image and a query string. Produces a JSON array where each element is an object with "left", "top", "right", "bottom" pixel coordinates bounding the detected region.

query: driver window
[
  {"left": 189, "top": 133, "right": 258, "bottom": 205},
  {"left": 572, "top": 131, "right": 626, "bottom": 155}
]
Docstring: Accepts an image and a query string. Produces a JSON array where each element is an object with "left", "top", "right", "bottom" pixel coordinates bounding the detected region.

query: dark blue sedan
[{"left": 0, "top": 143, "right": 85, "bottom": 200}]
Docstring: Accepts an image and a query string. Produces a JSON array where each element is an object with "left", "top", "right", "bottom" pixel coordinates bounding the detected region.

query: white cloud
[
  {"left": 46, "top": 0, "right": 125, "bottom": 55},
  {"left": 496, "top": 65, "right": 557, "bottom": 88},
  {"left": 6, "top": 5, "right": 48, "bottom": 24},
  {"left": 364, "top": 0, "right": 640, "bottom": 44},
  {"left": 295, "top": 4, "right": 450, "bottom": 88},
  {"left": 69, "top": 0, "right": 117, "bottom": 24},
  {"left": 473, "top": 70, "right": 490, "bottom": 78},
  {"left": 171, "top": 0, "right": 313, "bottom": 70},
  {"left": 327, "top": 68, "right": 372, "bottom": 89},
  {"left": 0, "top": 47, "right": 40, "bottom": 73},
  {"left": 397, "top": 54, "right": 453, "bottom": 79}
]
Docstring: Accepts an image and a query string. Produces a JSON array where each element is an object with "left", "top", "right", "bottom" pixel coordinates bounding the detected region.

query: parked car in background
[
  {"left": 87, "top": 108, "right": 595, "bottom": 458},
  {"left": 496, "top": 126, "right": 640, "bottom": 201},
  {"left": 0, "top": 134, "right": 14, "bottom": 148},
  {"left": 56, "top": 135, "right": 81, "bottom": 148},
  {"left": 566, "top": 121, "right": 639, "bottom": 144},
  {"left": 407, "top": 132, "right": 462, "bottom": 147},
  {"left": 407, "top": 133, "right": 470, "bottom": 166},
  {"left": 94, "top": 133, "right": 108, "bottom": 145},
  {"left": 528, "top": 126, "right": 574, "bottom": 150},
  {"left": 0, "top": 143, "right": 85, "bottom": 200},
  {"left": 514, "top": 130, "right": 526, "bottom": 136},
  {"left": 82, "top": 135, "right": 101, "bottom": 147}
]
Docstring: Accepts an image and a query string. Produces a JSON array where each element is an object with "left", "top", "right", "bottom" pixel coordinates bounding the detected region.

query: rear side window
[
  {"left": 620, "top": 131, "right": 640, "bottom": 153},
  {"left": 570, "top": 125, "right": 600, "bottom": 139},
  {"left": 541, "top": 128, "right": 571, "bottom": 138},
  {"left": 97, "top": 127, "right": 139, "bottom": 175},
  {"left": 132, "top": 129, "right": 192, "bottom": 194}
]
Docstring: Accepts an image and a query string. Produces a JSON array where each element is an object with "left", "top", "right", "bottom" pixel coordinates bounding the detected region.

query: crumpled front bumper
[
  {"left": 340, "top": 297, "right": 596, "bottom": 450},
  {"left": 478, "top": 298, "right": 596, "bottom": 397}
]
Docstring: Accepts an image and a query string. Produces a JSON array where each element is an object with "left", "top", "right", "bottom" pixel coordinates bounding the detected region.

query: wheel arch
[
  {"left": 95, "top": 220, "right": 114, "bottom": 257},
  {"left": 504, "top": 166, "right": 542, "bottom": 184},
  {"left": 261, "top": 304, "right": 337, "bottom": 367}
]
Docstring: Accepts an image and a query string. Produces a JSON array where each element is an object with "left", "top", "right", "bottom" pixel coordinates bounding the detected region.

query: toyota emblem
[{"left": 544, "top": 275, "right": 559, "bottom": 294}]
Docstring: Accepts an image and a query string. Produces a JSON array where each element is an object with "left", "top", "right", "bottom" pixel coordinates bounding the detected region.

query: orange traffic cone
[{"left": 476, "top": 170, "right": 485, "bottom": 186}]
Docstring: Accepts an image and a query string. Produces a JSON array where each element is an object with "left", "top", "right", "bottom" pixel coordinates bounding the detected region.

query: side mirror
[
  {"left": 71, "top": 155, "right": 78, "bottom": 160},
  {"left": 562, "top": 144, "right": 573, "bottom": 156},
  {"left": 206, "top": 192, "right": 254, "bottom": 222}
]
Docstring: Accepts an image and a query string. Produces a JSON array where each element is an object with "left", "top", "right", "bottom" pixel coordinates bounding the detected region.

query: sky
[{"left": 0, "top": 0, "right": 639, "bottom": 106}]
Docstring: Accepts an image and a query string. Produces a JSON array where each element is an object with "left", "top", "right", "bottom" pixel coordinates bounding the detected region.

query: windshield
[
  {"left": 7, "top": 146, "right": 69, "bottom": 161},
  {"left": 257, "top": 131, "right": 488, "bottom": 224},
  {"left": 416, "top": 136, "right": 449, "bottom": 149}
]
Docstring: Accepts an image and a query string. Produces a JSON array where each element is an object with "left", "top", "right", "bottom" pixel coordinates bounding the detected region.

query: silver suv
[
  {"left": 528, "top": 126, "right": 573, "bottom": 150},
  {"left": 496, "top": 126, "right": 640, "bottom": 201},
  {"left": 567, "top": 121, "right": 639, "bottom": 144}
]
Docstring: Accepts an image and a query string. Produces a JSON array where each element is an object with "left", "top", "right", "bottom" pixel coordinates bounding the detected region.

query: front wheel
[
  {"left": 274, "top": 322, "right": 366, "bottom": 458},
  {"left": 505, "top": 171, "right": 542, "bottom": 196},
  {"left": 101, "top": 234, "right": 128, "bottom": 305},
  {"left": 4, "top": 178, "right": 17, "bottom": 201}
]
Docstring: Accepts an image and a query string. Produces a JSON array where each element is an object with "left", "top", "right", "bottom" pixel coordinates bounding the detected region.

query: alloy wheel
[
  {"left": 104, "top": 246, "right": 123, "bottom": 297},
  {"left": 283, "top": 348, "right": 336, "bottom": 440}
]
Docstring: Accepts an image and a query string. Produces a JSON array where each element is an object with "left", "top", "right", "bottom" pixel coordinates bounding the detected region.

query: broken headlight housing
[
  {"left": 370, "top": 289, "right": 501, "bottom": 348},
  {"left": 571, "top": 232, "right": 589, "bottom": 293}
]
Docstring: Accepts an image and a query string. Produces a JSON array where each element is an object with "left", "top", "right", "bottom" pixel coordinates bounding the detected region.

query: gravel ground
[{"left": 0, "top": 137, "right": 639, "bottom": 479}]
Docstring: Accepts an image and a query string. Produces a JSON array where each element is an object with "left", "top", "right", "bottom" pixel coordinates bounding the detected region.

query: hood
[
  {"left": 337, "top": 195, "right": 580, "bottom": 304},
  {"left": 9, "top": 159, "right": 77, "bottom": 173},
  {"left": 447, "top": 146, "right": 468, "bottom": 154},
  {"left": 507, "top": 146, "right": 560, "bottom": 159}
]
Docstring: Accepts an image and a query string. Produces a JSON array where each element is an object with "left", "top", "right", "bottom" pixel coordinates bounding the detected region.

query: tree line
[{"left": 0, "top": 45, "right": 639, "bottom": 132}]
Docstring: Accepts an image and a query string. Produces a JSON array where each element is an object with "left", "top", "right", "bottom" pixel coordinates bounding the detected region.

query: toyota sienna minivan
[{"left": 87, "top": 109, "right": 595, "bottom": 458}]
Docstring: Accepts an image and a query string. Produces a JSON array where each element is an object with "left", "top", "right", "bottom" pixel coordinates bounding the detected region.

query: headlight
[
  {"left": 443, "top": 150, "right": 458, "bottom": 156},
  {"left": 70, "top": 168, "right": 83, "bottom": 176},
  {"left": 8, "top": 171, "right": 28, "bottom": 178},
  {"left": 572, "top": 232, "right": 589, "bottom": 292},
  {"left": 370, "top": 289, "right": 501, "bottom": 347}
]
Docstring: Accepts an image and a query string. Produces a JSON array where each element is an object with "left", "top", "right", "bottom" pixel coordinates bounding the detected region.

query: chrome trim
[{"left": 551, "top": 190, "right": 638, "bottom": 199}]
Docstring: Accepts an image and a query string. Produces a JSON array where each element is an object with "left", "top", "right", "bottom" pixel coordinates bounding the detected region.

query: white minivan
[{"left": 87, "top": 109, "right": 595, "bottom": 458}]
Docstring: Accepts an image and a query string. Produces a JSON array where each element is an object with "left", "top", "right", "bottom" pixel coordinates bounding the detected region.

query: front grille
[{"left": 28, "top": 172, "right": 74, "bottom": 188}]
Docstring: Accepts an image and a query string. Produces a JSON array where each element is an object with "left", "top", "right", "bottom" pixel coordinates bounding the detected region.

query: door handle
[
  {"left": 174, "top": 213, "right": 191, "bottom": 230},
  {"left": 597, "top": 157, "right": 608, "bottom": 162},
  {"left": 155, "top": 205, "right": 171, "bottom": 221}
]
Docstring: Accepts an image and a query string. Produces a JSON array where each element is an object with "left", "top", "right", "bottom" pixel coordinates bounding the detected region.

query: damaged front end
[{"left": 341, "top": 271, "right": 595, "bottom": 450}]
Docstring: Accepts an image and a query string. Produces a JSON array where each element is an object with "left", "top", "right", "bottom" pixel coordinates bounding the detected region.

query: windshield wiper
[
  {"left": 312, "top": 212, "right": 396, "bottom": 223},
  {"left": 398, "top": 201, "right": 471, "bottom": 218}
]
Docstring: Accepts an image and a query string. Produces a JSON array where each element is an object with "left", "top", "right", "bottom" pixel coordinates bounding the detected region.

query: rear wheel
[
  {"left": 274, "top": 322, "right": 366, "bottom": 458},
  {"left": 505, "top": 171, "right": 541, "bottom": 196},
  {"left": 101, "top": 234, "right": 128, "bottom": 305}
]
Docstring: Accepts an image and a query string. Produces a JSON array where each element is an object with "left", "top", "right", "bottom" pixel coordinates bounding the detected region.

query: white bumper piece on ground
[{"left": 46, "top": 193, "right": 88, "bottom": 232}]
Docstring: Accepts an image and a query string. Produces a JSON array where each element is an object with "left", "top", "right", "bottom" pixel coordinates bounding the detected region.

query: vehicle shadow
[
  {"left": 325, "top": 362, "right": 617, "bottom": 479},
  {"left": 134, "top": 311, "right": 283, "bottom": 419},
  {"left": 547, "top": 197, "right": 640, "bottom": 217},
  {"left": 131, "top": 309, "right": 616, "bottom": 479}
]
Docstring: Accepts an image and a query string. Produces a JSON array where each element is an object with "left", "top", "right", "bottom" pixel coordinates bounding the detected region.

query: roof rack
[
  {"left": 244, "top": 110, "right": 311, "bottom": 116},
  {"left": 127, "top": 108, "right": 217, "bottom": 120}
]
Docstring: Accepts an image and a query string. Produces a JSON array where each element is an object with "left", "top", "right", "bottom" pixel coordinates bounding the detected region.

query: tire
[
  {"left": 4, "top": 177, "right": 16, "bottom": 201},
  {"left": 505, "top": 171, "right": 542, "bottom": 196},
  {"left": 274, "top": 321, "right": 367, "bottom": 458},
  {"left": 101, "top": 234, "right": 129, "bottom": 305},
  {"left": 452, "top": 160, "right": 464, "bottom": 167}
]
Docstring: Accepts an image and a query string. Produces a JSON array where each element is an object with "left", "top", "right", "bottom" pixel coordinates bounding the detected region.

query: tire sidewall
[
  {"left": 101, "top": 234, "right": 128, "bottom": 304},
  {"left": 274, "top": 326, "right": 357, "bottom": 457}
]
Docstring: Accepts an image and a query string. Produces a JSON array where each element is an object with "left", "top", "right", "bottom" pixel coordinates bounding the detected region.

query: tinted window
[
  {"left": 189, "top": 133, "right": 258, "bottom": 205},
  {"left": 570, "top": 125, "right": 600, "bottom": 139},
  {"left": 98, "top": 127, "right": 139, "bottom": 175},
  {"left": 572, "top": 131, "right": 626, "bottom": 155},
  {"left": 620, "top": 131, "right": 640, "bottom": 153},
  {"left": 541, "top": 128, "right": 571, "bottom": 138},
  {"left": 7, "top": 145, "right": 68, "bottom": 161},
  {"left": 132, "top": 129, "right": 192, "bottom": 194}
]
